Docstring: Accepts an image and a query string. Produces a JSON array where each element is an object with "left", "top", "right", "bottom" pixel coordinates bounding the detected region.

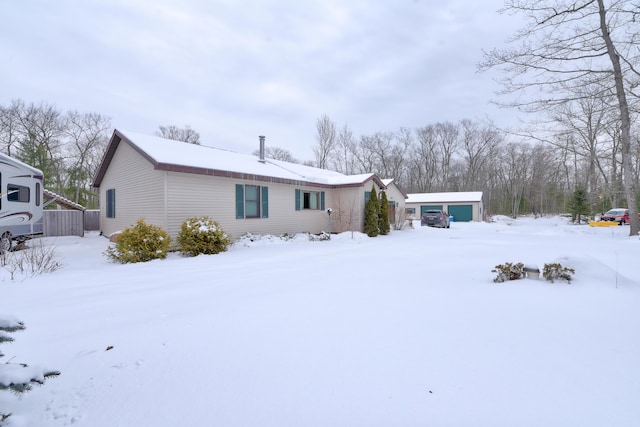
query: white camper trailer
[{"left": 0, "top": 153, "right": 44, "bottom": 251}]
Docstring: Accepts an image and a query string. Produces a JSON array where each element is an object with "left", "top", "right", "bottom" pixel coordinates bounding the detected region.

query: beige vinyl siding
[
  {"left": 383, "top": 183, "right": 406, "bottom": 227},
  {"left": 384, "top": 184, "right": 406, "bottom": 212},
  {"left": 165, "top": 174, "right": 331, "bottom": 239},
  {"left": 99, "top": 142, "right": 166, "bottom": 237},
  {"left": 165, "top": 172, "right": 235, "bottom": 238},
  {"left": 290, "top": 185, "right": 331, "bottom": 235},
  {"left": 328, "top": 183, "right": 383, "bottom": 233},
  {"left": 328, "top": 187, "right": 365, "bottom": 233}
]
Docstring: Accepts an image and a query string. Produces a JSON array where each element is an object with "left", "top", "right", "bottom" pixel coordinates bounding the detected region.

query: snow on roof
[
  {"left": 118, "top": 130, "right": 355, "bottom": 185},
  {"left": 43, "top": 189, "right": 86, "bottom": 211},
  {"left": 93, "top": 129, "right": 388, "bottom": 189},
  {"left": 406, "top": 191, "right": 483, "bottom": 203}
]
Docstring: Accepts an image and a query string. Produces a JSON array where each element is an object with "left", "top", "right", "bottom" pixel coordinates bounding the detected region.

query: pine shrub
[
  {"left": 364, "top": 185, "right": 380, "bottom": 237},
  {"left": 543, "top": 263, "right": 575, "bottom": 283},
  {"left": 1, "top": 316, "right": 60, "bottom": 422},
  {"left": 379, "top": 191, "right": 391, "bottom": 235},
  {"left": 492, "top": 262, "right": 525, "bottom": 282},
  {"left": 105, "top": 219, "right": 171, "bottom": 263},
  {"left": 569, "top": 188, "right": 589, "bottom": 223},
  {"left": 177, "top": 216, "right": 231, "bottom": 256}
]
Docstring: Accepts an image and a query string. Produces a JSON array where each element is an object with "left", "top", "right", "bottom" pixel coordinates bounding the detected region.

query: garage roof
[{"left": 406, "top": 191, "right": 483, "bottom": 203}]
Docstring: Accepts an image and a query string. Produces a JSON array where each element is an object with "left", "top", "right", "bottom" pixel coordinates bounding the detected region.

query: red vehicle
[{"left": 601, "top": 208, "right": 629, "bottom": 224}]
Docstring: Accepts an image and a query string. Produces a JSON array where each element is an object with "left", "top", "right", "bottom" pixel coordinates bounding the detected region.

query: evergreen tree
[
  {"left": 16, "top": 133, "right": 61, "bottom": 188},
  {"left": 1, "top": 316, "right": 60, "bottom": 422},
  {"left": 364, "top": 185, "right": 380, "bottom": 237},
  {"left": 569, "top": 188, "right": 589, "bottom": 223},
  {"left": 379, "top": 191, "right": 391, "bottom": 235}
]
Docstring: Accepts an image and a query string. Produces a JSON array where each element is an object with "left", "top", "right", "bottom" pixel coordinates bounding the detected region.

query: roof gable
[{"left": 381, "top": 178, "right": 408, "bottom": 199}]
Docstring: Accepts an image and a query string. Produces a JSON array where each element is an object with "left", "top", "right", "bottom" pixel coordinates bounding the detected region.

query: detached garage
[{"left": 405, "top": 191, "right": 483, "bottom": 222}]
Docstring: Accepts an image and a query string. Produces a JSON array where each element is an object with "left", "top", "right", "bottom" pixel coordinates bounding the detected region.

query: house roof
[
  {"left": 93, "top": 129, "right": 386, "bottom": 189},
  {"left": 406, "top": 191, "right": 483, "bottom": 204}
]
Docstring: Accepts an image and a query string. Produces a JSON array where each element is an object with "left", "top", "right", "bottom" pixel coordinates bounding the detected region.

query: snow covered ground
[{"left": 1, "top": 216, "right": 639, "bottom": 427}]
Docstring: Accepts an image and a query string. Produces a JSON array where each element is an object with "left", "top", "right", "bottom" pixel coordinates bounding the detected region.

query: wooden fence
[
  {"left": 44, "top": 210, "right": 100, "bottom": 237},
  {"left": 84, "top": 210, "right": 100, "bottom": 231}
]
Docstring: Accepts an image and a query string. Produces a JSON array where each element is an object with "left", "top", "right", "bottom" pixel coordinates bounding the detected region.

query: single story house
[
  {"left": 405, "top": 191, "right": 483, "bottom": 222},
  {"left": 92, "top": 129, "right": 406, "bottom": 240}
]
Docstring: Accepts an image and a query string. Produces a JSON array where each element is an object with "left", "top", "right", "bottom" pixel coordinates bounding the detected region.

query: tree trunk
[{"left": 596, "top": 0, "right": 639, "bottom": 236}]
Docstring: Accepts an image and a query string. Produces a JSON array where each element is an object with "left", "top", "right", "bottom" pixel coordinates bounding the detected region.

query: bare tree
[
  {"left": 313, "top": 114, "right": 336, "bottom": 169},
  {"left": 64, "top": 111, "right": 111, "bottom": 206},
  {"left": 433, "top": 122, "right": 459, "bottom": 188},
  {"left": 351, "top": 134, "right": 380, "bottom": 175},
  {"left": 389, "top": 127, "right": 413, "bottom": 184},
  {"left": 331, "top": 124, "right": 356, "bottom": 174},
  {"left": 367, "top": 132, "right": 396, "bottom": 178},
  {"left": 251, "top": 146, "right": 299, "bottom": 163},
  {"left": 412, "top": 124, "right": 441, "bottom": 192},
  {"left": 156, "top": 125, "right": 200, "bottom": 144},
  {"left": 459, "top": 120, "right": 502, "bottom": 190},
  {"left": 0, "top": 100, "right": 24, "bottom": 157},
  {"left": 14, "top": 102, "right": 65, "bottom": 189},
  {"left": 496, "top": 142, "right": 533, "bottom": 218},
  {"left": 479, "top": 0, "right": 640, "bottom": 234}
]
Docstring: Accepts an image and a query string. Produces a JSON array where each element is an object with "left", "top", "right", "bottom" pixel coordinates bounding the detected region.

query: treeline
[
  {"left": 2, "top": 99, "right": 637, "bottom": 218},
  {"left": 312, "top": 114, "right": 640, "bottom": 218},
  {"left": 0, "top": 100, "right": 111, "bottom": 208},
  {"left": 0, "top": 100, "right": 202, "bottom": 209}
]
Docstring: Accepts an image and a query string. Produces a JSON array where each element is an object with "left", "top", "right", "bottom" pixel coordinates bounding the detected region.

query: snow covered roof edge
[{"left": 406, "top": 191, "right": 483, "bottom": 203}]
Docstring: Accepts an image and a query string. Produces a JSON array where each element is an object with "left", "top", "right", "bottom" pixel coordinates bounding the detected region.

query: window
[
  {"left": 295, "top": 189, "right": 325, "bottom": 211},
  {"left": 236, "top": 184, "right": 269, "bottom": 219},
  {"left": 35, "top": 183, "right": 41, "bottom": 206},
  {"left": 304, "top": 191, "right": 319, "bottom": 209},
  {"left": 106, "top": 188, "right": 116, "bottom": 218},
  {"left": 245, "top": 185, "right": 260, "bottom": 218},
  {"left": 405, "top": 207, "right": 416, "bottom": 215},
  {"left": 7, "top": 184, "right": 30, "bottom": 202}
]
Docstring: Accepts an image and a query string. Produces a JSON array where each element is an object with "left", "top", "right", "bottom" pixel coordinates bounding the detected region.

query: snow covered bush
[
  {"left": 543, "top": 263, "right": 575, "bottom": 283},
  {"left": 177, "top": 216, "right": 231, "bottom": 256},
  {"left": 1, "top": 315, "right": 60, "bottom": 423},
  {"left": 105, "top": 219, "right": 171, "bottom": 263},
  {"left": 492, "top": 262, "right": 525, "bottom": 282},
  {"left": 308, "top": 231, "right": 330, "bottom": 241}
]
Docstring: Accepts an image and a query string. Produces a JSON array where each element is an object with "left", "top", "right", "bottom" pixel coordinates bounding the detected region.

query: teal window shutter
[
  {"left": 106, "top": 188, "right": 116, "bottom": 218},
  {"left": 261, "top": 186, "right": 269, "bottom": 218},
  {"left": 364, "top": 191, "right": 371, "bottom": 203},
  {"left": 320, "top": 191, "right": 325, "bottom": 211},
  {"left": 235, "top": 184, "right": 244, "bottom": 219},
  {"left": 295, "top": 189, "right": 301, "bottom": 211}
]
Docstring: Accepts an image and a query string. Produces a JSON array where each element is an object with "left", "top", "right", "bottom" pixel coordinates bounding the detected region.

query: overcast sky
[{"left": 1, "top": 0, "right": 522, "bottom": 160}]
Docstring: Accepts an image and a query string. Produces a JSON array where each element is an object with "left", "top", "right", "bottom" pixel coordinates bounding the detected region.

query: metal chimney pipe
[{"left": 259, "top": 135, "right": 266, "bottom": 162}]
